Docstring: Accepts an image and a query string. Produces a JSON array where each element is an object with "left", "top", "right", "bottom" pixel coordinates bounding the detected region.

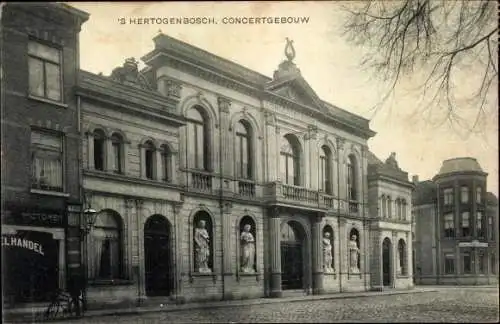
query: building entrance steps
[{"left": 3, "top": 287, "right": 441, "bottom": 323}]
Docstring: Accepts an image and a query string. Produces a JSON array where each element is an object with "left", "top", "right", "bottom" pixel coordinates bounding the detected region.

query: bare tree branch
[{"left": 341, "top": 0, "right": 498, "bottom": 134}]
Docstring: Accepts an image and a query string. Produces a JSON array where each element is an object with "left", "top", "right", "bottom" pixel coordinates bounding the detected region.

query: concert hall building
[{"left": 2, "top": 3, "right": 415, "bottom": 311}]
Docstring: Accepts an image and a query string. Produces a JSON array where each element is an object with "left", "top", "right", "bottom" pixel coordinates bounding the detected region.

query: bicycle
[{"left": 42, "top": 289, "right": 84, "bottom": 321}]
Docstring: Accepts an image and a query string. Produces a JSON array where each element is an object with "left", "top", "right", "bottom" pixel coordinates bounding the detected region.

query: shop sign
[
  {"left": 2, "top": 210, "right": 64, "bottom": 227},
  {"left": 1, "top": 235, "right": 45, "bottom": 256}
]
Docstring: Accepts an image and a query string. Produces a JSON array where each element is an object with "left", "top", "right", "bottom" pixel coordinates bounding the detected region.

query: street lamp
[{"left": 79, "top": 197, "right": 98, "bottom": 314}]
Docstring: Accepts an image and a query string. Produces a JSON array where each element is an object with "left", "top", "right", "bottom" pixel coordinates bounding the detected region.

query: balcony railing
[
  {"left": 263, "top": 181, "right": 361, "bottom": 214},
  {"left": 190, "top": 171, "right": 212, "bottom": 192},
  {"left": 238, "top": 180, "right": 256, "bottom": 198}
]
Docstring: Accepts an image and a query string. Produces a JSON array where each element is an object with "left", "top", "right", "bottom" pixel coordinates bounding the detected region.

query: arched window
[
  {"left": 381, "top": 195, "right": 387, "bottom": 218},
  {"left": 402, "top": 199, "right": 407, "bottom": 220},
  {"left": 280, "top": 135, "right": 301, "bottom": 186},
  {"left": 110, "top": 133, "right": 123, "bottom": 174},
  {"left": 396, "top": 199, "right": 402, "bottom": 220},
  {"left": 477, "top": 211, "right": 484, "bottom": 237},
  {"left": 235, "top": 121, "right": 252, "bottom": 179},
  {"left": 347, "top": 154, "right": 358, "bottom": 201},
  {"left": 93, "top": 129, "right": 106, "bottom": 171},
  {"left": 461, "top": 186, "right": 469, "bottom": 204},
  {"left": 187, "top": 107, "right": 209, "bottom": 171},
  {"left": 161, "top": 144, "right": 172, "bottom": 182},
  {"left": 386, "top": 196, "right": 392, "bottom": 218},
  {"left": 319, "top": 146, "right": 332, "bottom": 194},
  {"left": 239, "top": 216, "right": 256, "bottom": 273},
  {"left": 143, "top": 141, "right": 156, "bottom": 180},
  {"left": 398, "top": 239, "right": 407, "bottom": 275},
  {"left": 192, "top": 211, "right": 214, "bottom": 273},
  {"left": 476, "top": 187, "right": 482, "bottom": 203},
  {"left": 91, "top": 210, "right": 123, "bottom": 280}
]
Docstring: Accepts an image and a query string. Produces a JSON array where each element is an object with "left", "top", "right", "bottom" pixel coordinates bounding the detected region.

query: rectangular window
[
  {"left": 444, "top": 253, "right": 455, "bottom": 274},
  {"left": 444, "top": 213, "right": 455, "bottom": 238},
  {"left": 443, "top": 188, "right": 454, "bottom": 205},
  {"left": 462, "top": 252, "right": 472, "bottom": 274},
  {"left": 460, "top": 186, "right": 469, "bottom": 204},
  {"left": 31, "top": 130, "right": 63, "bottom": 192},
  {"left": 476, "top": 212, "right": 484, "bottom": 237},
  {"left": 491, "top": 254, "right": 496, "bottom": 274},
  {"left": 488, "top": 217, "right": 494, "bottom": 240},
  {"left": 478, "top": 251, "right": 486, "bottom": 274},
  {"left": 28, "top": 41, "right": 62, "bottom": 102},
  {"left": 461, "top": 212, "right": 470, "bottom": 237}
]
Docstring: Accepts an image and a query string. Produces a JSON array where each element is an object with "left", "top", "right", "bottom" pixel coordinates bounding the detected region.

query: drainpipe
[
  {"left": 336, "top": 138, "right": 342, "bottom": 292},
  {"left": 219, "top": 110, "right": 225, "bottom": 300}
]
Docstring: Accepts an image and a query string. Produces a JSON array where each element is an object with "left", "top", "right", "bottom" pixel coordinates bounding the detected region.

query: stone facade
[
  {"left": 413, "top": 158, "right": 499, "bottom": 285},
  {"left": 2, "top": 4, "right": 417, "bottom": 310}
]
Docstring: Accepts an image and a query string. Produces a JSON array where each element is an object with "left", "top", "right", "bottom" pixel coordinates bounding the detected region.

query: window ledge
[
  {"left": 28, "top": 94, "right": 68, "bottom": 108},
  {"left": 88, "top": 279, "right": 133, "bottom": 287},
  {"left": 30, "top": 189, "right": 70, "bottom": 197}
]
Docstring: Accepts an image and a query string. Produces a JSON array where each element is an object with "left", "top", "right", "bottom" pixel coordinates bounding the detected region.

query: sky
[{"left": 69, "top": 1, "right": 499, "bottom": 195}]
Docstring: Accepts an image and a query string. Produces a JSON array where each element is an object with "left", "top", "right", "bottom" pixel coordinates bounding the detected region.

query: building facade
[
  {"left": 1, "top": 3, "right": 88, "bottom": 308},
  {"left": 76, "top": 32, "right": 415, "bottom": 308},
  {"left": 413, "top": 158, "right": 499, "bottom": 285},
  {"left": 2, "top": 4, "right": 416, "bottom": 310},
  {"left": 367, "top": 152, "right": 414, "bottom": 290}
]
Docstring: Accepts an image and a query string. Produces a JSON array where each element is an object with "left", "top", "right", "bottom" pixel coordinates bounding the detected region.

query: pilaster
[
  {"left": 311, "top": 213, "right": 324, "bottom": 294},
  {"left": 135, "top": 199, "right": 146, "bottom": 300},
  {"left": 218, "top": 96, "right": 232, "bottom": 178},
  {"left": 336, "top": 137, "right": 346, "bottom": 202},
  {"left": 221, "top": 200, "right": 234, "bottom": 299},
  {"left": 391, "top": 230, "right": 397, "bottom": 288},
  {"left": 269, "top": 207, "right": 282, "bottom": 297},
  {"left": 87, "top": 132, "right": 94, "bottom": 169}
]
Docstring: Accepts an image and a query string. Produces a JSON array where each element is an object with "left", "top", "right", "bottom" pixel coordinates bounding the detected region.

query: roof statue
[
  {"left": 284, "top": 37, "right": 296, "bottom": 62},
  {"left": 110, "top": 57, "right": 152, "bottom": 90},
  {"left": 385, "top": 152, "right": 399, "bottom": 169}
]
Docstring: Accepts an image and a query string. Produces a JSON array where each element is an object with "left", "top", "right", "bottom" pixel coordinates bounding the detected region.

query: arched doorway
[
  {"left": 144, "top": 215, "right": 173, "bottom": 296},
  {"left": 281, "top": 221, "right": 305, "bottom": 290},
  {"left": 382, "top": 237, "right": 392, "bottom": 287}
]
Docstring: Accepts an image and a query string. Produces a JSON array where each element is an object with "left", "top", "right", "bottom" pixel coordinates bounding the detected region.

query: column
[
  {"left": 222, "top": 201, "right": 233, "bottom": 299},
  {"left": 155, "top": 149, "right": 162, "bottom": 181},
  {"left": 311, "top": 213, "right": 324, "bottom": 295},
  {"left": 125, "top": 199, "right": 135, "bottom": 284},
  {"left": 269, "top": 207, "right": 282, "bottom": 297},
  {"left": 106, "top": 137, "right": 113, "bottom": 172},
  {"left": 336, "top": 138, "right": 346, "bottom": 202},
  {"left": 392, "top": 231, "right": 397, "bottom": 288},
  {"left": 135, "top": 199, "right": 146, "bottom": 301},
  {"left": 173, "top": 203, "right": 184, "bottom": 299},
  {"left": 304, "top": 135, "right": 311, "bottom": 188}
]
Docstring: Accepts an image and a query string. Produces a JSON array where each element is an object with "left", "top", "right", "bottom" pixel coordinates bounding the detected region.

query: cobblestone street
[{"left": 62, "top": 287, "right": 499, "bottom": 323}]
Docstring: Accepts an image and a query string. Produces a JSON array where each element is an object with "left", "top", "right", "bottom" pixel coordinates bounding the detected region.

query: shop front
[{"left": 1, "top": 207, "right": 66, "bottom": 307}]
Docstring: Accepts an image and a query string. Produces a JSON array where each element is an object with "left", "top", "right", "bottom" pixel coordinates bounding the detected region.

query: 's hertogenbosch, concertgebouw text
[{"left": 120, "top": 16, "right": 310, "bottom": 25}]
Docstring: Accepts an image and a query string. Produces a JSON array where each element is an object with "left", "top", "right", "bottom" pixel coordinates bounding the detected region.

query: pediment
[{"left": 266, "top": 75, "right": 326, "bottom": 113}]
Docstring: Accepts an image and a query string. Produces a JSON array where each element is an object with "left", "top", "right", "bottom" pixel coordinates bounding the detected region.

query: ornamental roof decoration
[
  {"left": 110, "top": 57, "right": 153, "bottom": 91},
  {"left": 273, "top": 37, "right": 301, "bottom": 80}
]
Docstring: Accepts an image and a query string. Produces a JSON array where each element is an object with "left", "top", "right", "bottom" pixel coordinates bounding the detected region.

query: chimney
[{"left": 412, "top": 175, "right": 419, "bottom": 184}]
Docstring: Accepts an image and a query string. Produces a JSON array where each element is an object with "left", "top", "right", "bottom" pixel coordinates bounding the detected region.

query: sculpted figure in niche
[
  {"left": 240, "top": 224, "right": 256, "bottom": 273},
  {"left": 194, "top": 220, "right": 211, "bottom": 273},
  {"left": 323, "top": 232, "right": 334, "bottom": 273},
  {"left": 349, "top": 234, "right": 360, "bottom": 273}
]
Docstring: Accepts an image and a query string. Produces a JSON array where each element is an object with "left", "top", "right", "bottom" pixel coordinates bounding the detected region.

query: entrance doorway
[
  {"left": 144, "top": 215, "right": 173, "bottom": 296},
  {"left": 382, "top": 237, "right": 392, "bottom": 287},
  {"left": 281, "top": 221, "right": 305, "bottom": 290}
]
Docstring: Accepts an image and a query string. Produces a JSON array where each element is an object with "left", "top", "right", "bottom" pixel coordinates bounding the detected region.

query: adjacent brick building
[
  {"left": 413, "top": 158, "right": 499, "bottom": 285},
  {"left": 1, "top": 3, "right": 88, "bottom": 308}
]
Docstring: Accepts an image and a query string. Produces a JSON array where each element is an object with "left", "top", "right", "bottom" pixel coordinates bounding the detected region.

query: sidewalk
[{"left": 3, "top": 287, "right": 438, "bottom": 323}]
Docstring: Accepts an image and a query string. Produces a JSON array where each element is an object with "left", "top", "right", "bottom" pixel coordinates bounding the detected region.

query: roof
[
  {"left": 366, "top": 150, "right": 384, "bottom": 166},
  {"left": 412, "top": 180, "right": 437, "bottom": 206},
  {"left": 367, "top": 151, "right": 411, "bottom": 185},
  {"left": 486, "top": 192, "right": 498, "bottom": 206},
  {"left": 141, "top": 33, "right": 375, "bottom": 138},
  {"left": 435, "top": 157, "right": 486, "bottom": 178}
]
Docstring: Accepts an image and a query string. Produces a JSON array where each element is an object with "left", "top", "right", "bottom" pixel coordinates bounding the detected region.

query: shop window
[{"left": 444, "top": 253, "right": 455, "bottom": 274}]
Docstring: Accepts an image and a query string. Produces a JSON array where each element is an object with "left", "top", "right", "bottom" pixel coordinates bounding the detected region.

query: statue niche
[{"left": 239, "top": 217, "right": 256, "bottom": 273}]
